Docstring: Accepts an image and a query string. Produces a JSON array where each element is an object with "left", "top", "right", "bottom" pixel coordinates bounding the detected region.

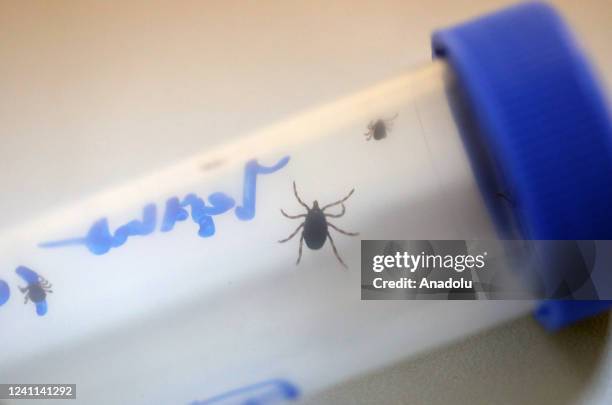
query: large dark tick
[
  {"left": 279, "top": 181, "right": 358, "bottom": 268},
  {"left": 16, "top": 266, "right": 52, "bottom": 316},
  {"left": 364, "top": 113, "right": 398, "bottom": 141}
]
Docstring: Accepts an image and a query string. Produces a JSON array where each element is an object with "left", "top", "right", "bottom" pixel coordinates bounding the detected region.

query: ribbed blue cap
[{"left": 432, "top": 2, "right": 612, "bottom": 330}]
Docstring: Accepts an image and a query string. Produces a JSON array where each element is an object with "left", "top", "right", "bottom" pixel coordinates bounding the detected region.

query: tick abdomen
[
  {"left": 373, "top": 120, "right": 387, "bottom": 140},
  {"left": 27, "top": 284, "right": 46, "bottom": 303},
  {"left": 303, "top": 209, "right": 328, "bottom": 249},
  {"left": 279, "top": 181, "right": 357, "bottom": 267}
]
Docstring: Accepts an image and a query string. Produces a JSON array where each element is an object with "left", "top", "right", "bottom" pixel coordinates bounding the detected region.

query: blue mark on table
[
  {"left": 39, "top": 156, "right": 290, "bottom": 255},
  {"left": 190, "top": 379, "right": 300, "bottom": 405},
  {"left": 16, "top": 266, "right": 52, "bottom": 316}
]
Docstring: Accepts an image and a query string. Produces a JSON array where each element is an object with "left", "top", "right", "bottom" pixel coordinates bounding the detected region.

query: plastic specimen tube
[{"left": 0, "top": 59, "right": 533, "bottom": 404}]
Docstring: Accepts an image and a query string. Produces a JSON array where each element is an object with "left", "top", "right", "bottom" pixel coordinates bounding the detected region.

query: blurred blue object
[{"left": 432, "top": 2, "right": 612, "bottom": 330}]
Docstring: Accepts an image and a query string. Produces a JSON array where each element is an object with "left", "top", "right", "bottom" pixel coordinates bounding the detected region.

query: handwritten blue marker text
[
  {"left": 190, "top": 379, "right": 300, "bottom": 405},
  {"left": 0, "top": 280, "right": 9, "bottom": 307},
  {"left": 40, "top": 156, "right": 290, "bottom": 255}
]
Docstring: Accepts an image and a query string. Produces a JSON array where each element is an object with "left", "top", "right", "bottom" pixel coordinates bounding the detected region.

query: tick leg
[
  {"left": 495, "top": 191, "right": 515, "bottom": 205},
  {"left": 293, "top": 181, "right": 309, "bottom": 210},
  {"left": 296, "top": 233, "right": 305, "bottom": 265},
  {"left": 23, "top": 295, "right": 29, "bottom": 304},
  {"left": 324, "top": 204, "right": 346, "bottom": 218},
  {"left": 364, "top": 121, "right": 373, "bottom": 140},
  {"left": 327, "top": 232, "right": 347, "bottom": 268},
  {"left": 328, "top": 222, "right": 359, "bottom": 236},
  {"left": 384, "top": 113, "right": 399, "bottom": 123},
  {"left": 281, "top": 209, "right": 307, "bottom": 219},
  {"left": 321, "top": 188, "right": 355, "bottom": 211},
  {"left": 278, "top": 223, "right": 304, "bottom": 243}
]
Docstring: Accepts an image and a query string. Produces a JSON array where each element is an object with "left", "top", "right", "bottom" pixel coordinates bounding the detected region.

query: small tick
[
  {"left": 279, "top": 181, "right": 358, "bottom": 268},
  {"left": 364, "top": 113, "right": 398, "bottom": 141},
  {"left": 16, "top": 266, "right": 52, "bottom": 316}
]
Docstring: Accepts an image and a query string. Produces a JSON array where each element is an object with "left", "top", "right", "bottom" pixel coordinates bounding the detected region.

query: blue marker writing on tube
[
  {"left": 0, "top": 2, "right": 610, "bottom": 404},
  {"left": 38, "top": 157, "right": 289, "bottom": 255},
  {"left": 190, "top": 379, "right": 299, "bottom": 405},
  {"left": 0, "top": 280, "right": 9, "bottom": 307}
]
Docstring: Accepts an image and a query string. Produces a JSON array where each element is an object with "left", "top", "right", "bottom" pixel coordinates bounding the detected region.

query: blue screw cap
[{"left": 432, "top": 2, "right": 612, "bottom": 330}]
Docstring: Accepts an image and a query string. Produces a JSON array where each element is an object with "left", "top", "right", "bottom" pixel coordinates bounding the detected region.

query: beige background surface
[
  {"left": 1, "top": 1, "right": 611, "bottom": 404},
  {"left": 306, "top": 314, "right": 611, "bottom": 405},
  {"left": 1, "top": 0, "right": 611, "bottom": 230}
]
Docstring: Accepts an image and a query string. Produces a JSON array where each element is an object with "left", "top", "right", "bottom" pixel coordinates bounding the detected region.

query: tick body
[
  {"left": 365, "top": 113, "right": 398, "bottom": 141},
  {"left": 303, "top": 204, "right": 328, "bottom": 249},
  {"left": 16, "top": 266, "right": 52, "bottom": 316},
  {"left": 279, "top": 182, "right": 358, "bottom": 268}
]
